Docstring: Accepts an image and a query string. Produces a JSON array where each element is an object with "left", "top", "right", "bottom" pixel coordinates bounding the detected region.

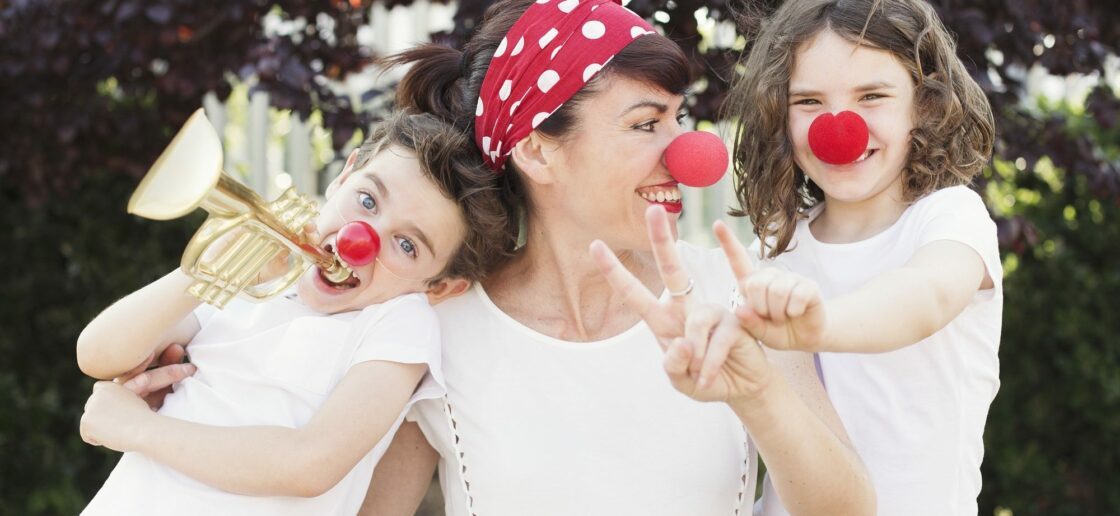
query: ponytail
[{"left": 382, "top": 45, "right": 469, "bottom": 128}]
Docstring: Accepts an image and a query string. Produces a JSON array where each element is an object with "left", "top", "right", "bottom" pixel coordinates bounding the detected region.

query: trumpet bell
[
  {"left": 128, "top": 108, "right": 354, "bottom": 308},
  {"left": 128, "top": 109, "right": 223, "bottom": 220}
]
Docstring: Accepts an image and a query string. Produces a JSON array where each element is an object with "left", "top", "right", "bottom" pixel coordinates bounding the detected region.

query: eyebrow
[
  {"left": 789, "top": 81, "right": 898, "bottom": 97},
  {"left": 360, "top": 170, "right": 436, "bottom": 257},
  {"left": 619, "top": 100, "right": 669, "bottom": 117},
  {"left": 361, "top": 171, "right": 388, "bottom": 202}
]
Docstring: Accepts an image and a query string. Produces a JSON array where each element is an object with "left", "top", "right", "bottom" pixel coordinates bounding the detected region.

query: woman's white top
[
  {"left": 84, "top": 292, "right": 445, "bottom": 516},
  {"left": 756, "top": 186, "right": 1003, "bottom": 516},
  {"left": 410, "top": 241, "right": 756, "bottom": 516}
]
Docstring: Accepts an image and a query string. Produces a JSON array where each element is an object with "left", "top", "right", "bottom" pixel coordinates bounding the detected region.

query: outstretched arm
[
  {"left": 77, "top": 269, "right": 201, "bottom": 379},
  {"left": 81, "top": 359, "right": 426, "bottom": 498},
  {"left": 727, "top": 231, "right": 991, "bottom": 353},
  {"left": 818, "top": 240, "right": 992, "bottom": 353}
]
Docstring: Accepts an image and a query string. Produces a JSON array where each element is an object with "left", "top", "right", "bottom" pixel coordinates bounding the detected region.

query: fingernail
[{"left": 183, "top": 364, "right": 197, "bottom": 375}]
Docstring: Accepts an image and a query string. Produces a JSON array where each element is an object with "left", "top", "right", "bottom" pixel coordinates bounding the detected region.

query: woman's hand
[
  {"left": 590, "top": 205, "right": 772, "bottom": 403},
  {"left": 115, "top": 343, "right": 196, "bottom": 410},
  {"left": 712, "top": 221, "right": 829, "bottom": 352},
  {"left": 80, "top": 381, "right": 156, "bottom": 452}
]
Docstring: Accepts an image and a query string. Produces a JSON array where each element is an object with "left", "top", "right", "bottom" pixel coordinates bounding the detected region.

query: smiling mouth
[
  {"left": 853, "top": 149, "right": 877, "bottom": 163},
  {"left": 637, "top": 184, "right": 683, "bottom": 213}
]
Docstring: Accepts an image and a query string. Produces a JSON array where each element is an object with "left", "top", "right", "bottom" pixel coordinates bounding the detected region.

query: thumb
[
  {"left": 663, "top": 337, "right": 692, "bottom": 378},
  {"left": 734, "top": 305, "right": 770, "bottom": 343}
]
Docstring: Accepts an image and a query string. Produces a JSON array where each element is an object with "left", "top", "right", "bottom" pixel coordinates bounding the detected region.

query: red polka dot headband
[{"left": 474, "top": 0, "right": 655, "bottom": 172}]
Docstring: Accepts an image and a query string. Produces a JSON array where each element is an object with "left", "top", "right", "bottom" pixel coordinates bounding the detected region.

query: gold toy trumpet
[{"left": 128, "top": 108, "right": 355, "bottom": 308}]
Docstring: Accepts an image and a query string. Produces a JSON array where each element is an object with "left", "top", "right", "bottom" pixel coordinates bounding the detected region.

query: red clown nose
[
  {"left": 335, "top": 221, "right": 380, "bottom": 267},
  {"left": 807, "top": 111, "right": 869, "bottom": 165},
  {"left": 664, "top": 131, "right": 729, "bottom": 187}
]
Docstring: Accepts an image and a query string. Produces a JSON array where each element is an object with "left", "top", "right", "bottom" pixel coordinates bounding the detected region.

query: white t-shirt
[
  {"left": 755, "top": 186, "right": 1003, "bottom": 516},
  {"left": 409, "top": 242, "right": 757, "bottom": 516},
  {"left": 83, "top": 292, "right": 444, "bottom": 516}
]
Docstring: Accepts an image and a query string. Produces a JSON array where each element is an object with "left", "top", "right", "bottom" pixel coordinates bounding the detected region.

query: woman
[{"left": 359, "top": 1, "right": 874, "bottom": 515}]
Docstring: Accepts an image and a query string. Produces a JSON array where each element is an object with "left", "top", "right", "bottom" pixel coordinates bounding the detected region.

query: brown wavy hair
[
  {"left": 353, "top": 110, "right": 516, "bottom": 284},
  {"left": 724, "top": 0, "right": 995, "bottom": 258}
]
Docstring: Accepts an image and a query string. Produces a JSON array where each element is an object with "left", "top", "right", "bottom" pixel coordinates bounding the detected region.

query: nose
[
  {"left": 807, "top": 111, "right": 868, "bottom": 165},
  {"left": 663, "top": 131, "right": 729, "bottom": 187},
  {"left": 335, "top": 220, "right": 381, "bottom": 266}
]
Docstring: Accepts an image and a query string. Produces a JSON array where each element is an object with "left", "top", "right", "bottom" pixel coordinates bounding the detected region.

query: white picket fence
[{"left": 199, "top": 2, "right": 752, "bottom": 247}]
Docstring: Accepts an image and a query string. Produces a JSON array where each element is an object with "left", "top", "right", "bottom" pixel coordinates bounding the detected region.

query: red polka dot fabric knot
[
  {"left": 474, "top": 0, "right": 655, "bottom": 172},
  {"left": 807, "top": 111, "right": 869, "bottom": 165}
]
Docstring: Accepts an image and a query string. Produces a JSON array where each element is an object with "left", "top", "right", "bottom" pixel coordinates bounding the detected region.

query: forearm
[
  {"left": 730, "top": 375, "right": 874, "bottom": 516},
  {"left": 132, "top": 413, "right": 338, "bottom": 498},
  {"left": 77, "top": 269, "right": 200, "bottom": 379},
  {"left": 127, "top": 361, "right": 423, "bottom": 498},
  {"left": 823, "top": 268, "right": 954, "bottom": 353}
]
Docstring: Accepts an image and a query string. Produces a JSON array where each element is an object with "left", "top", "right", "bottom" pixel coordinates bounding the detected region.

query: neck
[
  {"left": 812, "top": 181, "right": 908, "bottom": 244},
  {"left": 485, "top": 216, "right": 661, "bottom": 342}
]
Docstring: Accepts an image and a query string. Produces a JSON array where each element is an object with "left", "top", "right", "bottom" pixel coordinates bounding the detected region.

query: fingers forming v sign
[
  {"left": 590, "top": 206, "right": 772, "bottom": 402},
  {"left": 712, "top": 221, "right": 828, "bottom": 352}
]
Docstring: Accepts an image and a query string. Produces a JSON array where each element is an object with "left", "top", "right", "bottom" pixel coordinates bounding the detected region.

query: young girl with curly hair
[{"left": 722, "top": 0, "right": 1000, "bottom": 514}]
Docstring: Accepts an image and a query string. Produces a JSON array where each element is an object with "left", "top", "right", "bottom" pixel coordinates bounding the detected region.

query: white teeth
[
  {"left": 855, "top": 149, "right": 874, "bottom": 163},
  {"left": 638, "top": 187, "right": 682, "bottom": 203}
]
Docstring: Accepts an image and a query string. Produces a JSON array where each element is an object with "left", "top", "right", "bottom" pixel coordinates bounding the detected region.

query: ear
[
  {"left": 509, "top": 132, "right": 558, "bottom": 186},
  {"left": 325, "top": 149, "right": 361, "bottom": 199},
  {"left": 425, "top": 277, "right": 472, "bottom": 305}
]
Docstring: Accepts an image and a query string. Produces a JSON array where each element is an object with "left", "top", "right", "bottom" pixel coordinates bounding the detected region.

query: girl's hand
[
  {"left": 80, "top": 381, "right": 156, "bottom": 452},
  {"left": 590, "top": 206, "right": 773, "bottom": 403},
  {"left": 713, "top": 221, "right": 829, "bottom": 352}
]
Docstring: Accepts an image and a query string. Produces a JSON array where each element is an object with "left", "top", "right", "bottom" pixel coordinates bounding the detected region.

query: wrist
[
  {"left": 726, "top": 368, "right": 783, "bottom": 416},
  {"left": 127, "top": 410, "right": 163, "bottom": 454},
  {"left": 818, "top": 300, "right": 841, "bottom": 352}
]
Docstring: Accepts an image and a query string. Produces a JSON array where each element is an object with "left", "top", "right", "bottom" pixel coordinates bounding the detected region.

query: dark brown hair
[
  {"left": 352, "top": 110, "right": 517, "bottom": 284},
  {"left": 724, "top": 0, "right": 995, "bottom": 258},
  {"left": 384, "top": 0, "right": 692, "bottom": 236}
]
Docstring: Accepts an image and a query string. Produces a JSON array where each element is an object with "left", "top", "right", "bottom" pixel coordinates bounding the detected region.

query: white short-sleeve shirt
[
  {"left": 755, "top": 186, "right": 1003, "bottom": 516},
  {"left": 83, "top": 292, "right": 444, "bottom": 516},
  {"left": 409, "top": 241, "right": 757, "bottom": 516}
]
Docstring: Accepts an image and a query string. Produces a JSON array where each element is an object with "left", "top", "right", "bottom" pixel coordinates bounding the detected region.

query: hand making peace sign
[
  {"left": 589, "top": 206, "right": 773, "bottom": 404},
  {"left": 711, "top": 221, "right": 829, "bottom": 353}
]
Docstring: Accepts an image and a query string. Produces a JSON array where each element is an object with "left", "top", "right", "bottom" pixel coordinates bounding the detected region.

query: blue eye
[
  {"left": 398, "top": 238, "right": 417, "bottom": 258},
  {"left": 358, "top": 192, "right": 376, "bottom": 211}
]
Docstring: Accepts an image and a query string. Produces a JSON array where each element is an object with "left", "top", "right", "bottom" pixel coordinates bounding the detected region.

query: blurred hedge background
[{"left": 1, "top": 1, "right": 1117, "bottom": 514}]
